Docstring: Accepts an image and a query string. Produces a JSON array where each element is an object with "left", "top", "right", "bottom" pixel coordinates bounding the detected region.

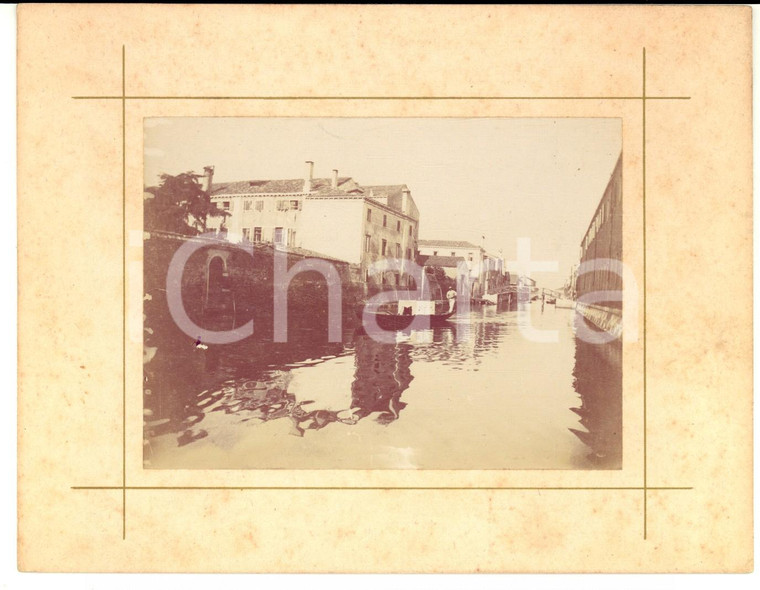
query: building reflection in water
[
  {"left": 348, "top": 331, "right": 413, "bottom": 425},
  {"left": 205, "top": 375, "right": 345, "bottom": 438},
  {"left": 569, "top": 315, "right": 623, "bottom": 468},
  {"left": 202, "top": 332, "right": 415, "bottom": 436},
  {"left": 404, "top": 315, "right": 506, "bottom": 366},
  {"left": 144, "top": 307, "right": 510, "bottom": 458},
  {"left": 144, "top": 325, "right": 418, "bottom": 459},
  {"left": 146, "top": 303, "right": 622, "bottom": 470}
]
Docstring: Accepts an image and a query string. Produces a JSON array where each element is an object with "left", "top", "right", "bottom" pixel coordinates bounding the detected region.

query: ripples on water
[{"left": 144, "top": 303, "right": 622, "bottom": 469}]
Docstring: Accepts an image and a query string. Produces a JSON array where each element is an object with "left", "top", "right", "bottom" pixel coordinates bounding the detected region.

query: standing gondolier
[{"left": 446, "top": 287, "right": 457, "bottom": 312}]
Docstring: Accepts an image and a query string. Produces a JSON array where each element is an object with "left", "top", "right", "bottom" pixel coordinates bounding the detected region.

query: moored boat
[
  {"left": 360, "top": 308, "right": 456, "bottom": 330},
  {"left": 357, "top": 298, "right": 456, "bottom": 330}
]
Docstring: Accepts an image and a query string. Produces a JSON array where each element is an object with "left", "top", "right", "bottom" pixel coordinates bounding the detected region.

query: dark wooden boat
[{"left": 358, "top": 308, "right": 456, "bottom": 330}]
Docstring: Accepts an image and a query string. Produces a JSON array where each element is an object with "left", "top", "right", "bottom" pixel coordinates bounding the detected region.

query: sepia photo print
[{"left": 142, "top": 118, "right": 624, "bottom": 470}]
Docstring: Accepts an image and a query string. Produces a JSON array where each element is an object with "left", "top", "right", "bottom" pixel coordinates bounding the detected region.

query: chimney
[
  {"left": 331, "top": 169, "right": 339, "bottom": 189},
  {"left": 304, "top": 160, "right": 314, "bottom": 193},
  {"left": 202, "top": 165, "right": 215, "bottom": 193},
  {"left": 402, "top": 187, "right": 411, "bottom": 214}
]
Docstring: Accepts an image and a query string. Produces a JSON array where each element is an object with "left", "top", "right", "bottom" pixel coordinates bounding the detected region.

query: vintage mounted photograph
[{"left": 142, "top": 118, "right": 623, "bottom": 470}]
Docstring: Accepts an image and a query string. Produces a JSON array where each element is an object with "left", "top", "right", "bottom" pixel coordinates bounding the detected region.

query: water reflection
[
  {"left": 170, "top": 333, "right": 415, "bottom": 439},
  {"left": 569, "top": 314, "right": 623, "bottom": 468},
  {"left": 350, "top": 333, "right": 413, "bottom": 425},
  {"left": 403, "top": 315, "right": 506, "bottom": 366},
  {"left": 206, "top": 375, "right": 347, "bottom": 438},
  {"left": 144, "top": 302, "right": 623, "bottom": 469}
]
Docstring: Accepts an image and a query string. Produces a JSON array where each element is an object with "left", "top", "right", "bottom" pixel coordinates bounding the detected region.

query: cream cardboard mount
[{"left": 17, "top": 5, "right": 753, "bottom": 572}]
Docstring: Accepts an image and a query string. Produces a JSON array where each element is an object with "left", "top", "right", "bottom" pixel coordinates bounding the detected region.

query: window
[
  {"left": 253, "top": 227, "right": 262, "bottom": 242},
  {"left": 221, "top": 201, "right": 231, "bottom": 211},
  {"left": 367, "top": 209, "right": 372, "bottom": 222},
  {"left": 255, "top": 200, "right": 264, "bottom": 211},
  {"left": 383, "top": 215, "right": 387, "bottom": 228},
  {"left": 242, "top": 228, "right": 250, "bottom": 242},
  {"left": 409, "top": 225, "right": 412, "bottom": 236},
  {"left": 288, "top": 229, "right": 297, "bottom": 246},
  {"left": 396, "top": 243, "right": 401, "bottom": 258},
  {"left": 274, "top": 199, "right": 300, "bottom": 212},
  {"left": 274, "top": 227, "right": 284, "bottom": 244},
  {"left": 433, "top": 251, "right": 438, "bottom": 256},
  {"left": 381, "top": 239, "right": 387, "bottom": 256},
  {"left": 397, "top": 220, "right": 401, "bottom": 232},
  {"left": 451, "top": 251, "right": 456, "bottom": 257},
  {"left": 364, "top": 234, "right": 371, "bottom": 253},
  {"left": 468, "top": 253, "right": 474, "bottom": 262},
  {"left": 244, "top": 200, "right": 253, "bottom": 211},
  {"left": 406, "top": 248, "right": 411, "bottom": 260}
]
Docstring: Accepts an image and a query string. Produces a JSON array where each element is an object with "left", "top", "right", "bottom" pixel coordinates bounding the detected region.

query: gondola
[{"left": 357, "top": 307, "right": 456, "bottom": 330}]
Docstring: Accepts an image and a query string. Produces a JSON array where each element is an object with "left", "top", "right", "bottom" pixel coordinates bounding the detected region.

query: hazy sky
[{"left": 145, "top": 118, "right": 621, "bottom": 288}]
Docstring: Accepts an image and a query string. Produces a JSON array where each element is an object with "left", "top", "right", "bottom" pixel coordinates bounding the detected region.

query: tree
[{"left": 144, "top": 171, "right": 228, "bottom": 235}]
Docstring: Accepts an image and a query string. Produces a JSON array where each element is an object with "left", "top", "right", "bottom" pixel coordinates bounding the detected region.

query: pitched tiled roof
[
  {"left": 418, "top": 254, "right": 467, "bottom": 268},
  {"left": 208, "top": 176, "right": 419, "bottom": 219},
  {"left": 418, "top": 239, "right": 480, "bottom": 249},
  {"left": 211, "top": 177, "right": 362, "bottom": 196}
]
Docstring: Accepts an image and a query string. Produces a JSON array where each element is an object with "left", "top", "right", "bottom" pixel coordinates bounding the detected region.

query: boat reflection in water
[{"left": 145, "top": 305, "right": 623, "bottom": 469}]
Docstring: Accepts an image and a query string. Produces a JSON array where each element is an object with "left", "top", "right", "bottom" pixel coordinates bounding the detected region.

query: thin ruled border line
[
  {"left": 121, "top": 45, "right": 127, "bottom": 541},
  {"left": 642, "top": 47, "right": 648, "bottom": 541},
  {"left": 73, "top": 94, "right": 689, "bottom": 101},
  {"left": 72, "top": 486, "right": 692, "bottom": 492},
  {"left": 75, "top": 45, "right": 688, "bottom": 541}
]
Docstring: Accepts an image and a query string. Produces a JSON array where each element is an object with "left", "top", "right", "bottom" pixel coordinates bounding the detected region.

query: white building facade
[
  {"left": 204, "top": 162, "right": 420, "bottom": 286},
  {"left": 417, "top": 239, "right": 505, "bottom": 298}
]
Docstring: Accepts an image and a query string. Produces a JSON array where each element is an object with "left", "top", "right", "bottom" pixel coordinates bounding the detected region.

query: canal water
[{"left": 144, "top": 302, "right": 622, "bottom": 470}]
